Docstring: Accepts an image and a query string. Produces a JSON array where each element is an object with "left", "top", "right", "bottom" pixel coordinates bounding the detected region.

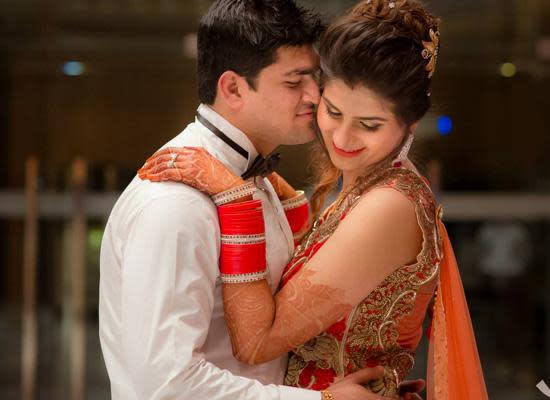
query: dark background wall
[{"left": 0, "top": 1, "right": 549, "bottom": 399}]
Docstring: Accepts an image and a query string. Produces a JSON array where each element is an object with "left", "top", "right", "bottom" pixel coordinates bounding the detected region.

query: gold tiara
[{"left": 422, "top": 28, "right": 440, "bottom": 79}]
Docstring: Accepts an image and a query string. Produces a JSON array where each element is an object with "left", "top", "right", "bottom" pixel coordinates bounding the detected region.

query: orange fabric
[{"left": 428, "top": 222, "right": 488, "bottom": 400}]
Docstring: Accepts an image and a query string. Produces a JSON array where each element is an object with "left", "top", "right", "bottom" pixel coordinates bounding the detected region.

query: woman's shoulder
[
  {"left": 345, "top": 167, "right": 440, "bottom": 257},
  {"left": 367, "top": 167, "right": 438, "bottom": 216},
  {"left": 375, "top": 166, "right": 434, "bottom": 193}
]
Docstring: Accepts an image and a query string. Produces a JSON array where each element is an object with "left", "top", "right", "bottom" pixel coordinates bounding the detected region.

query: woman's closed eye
[
  {"left": 286, "top": 80, "right": 302, "bottom": 88},
  {"left": 360, "top": 121, "right": 381, "bottom": 132},
  {"left": 326, "top": 107, "right": 342, "bottom": 118}
]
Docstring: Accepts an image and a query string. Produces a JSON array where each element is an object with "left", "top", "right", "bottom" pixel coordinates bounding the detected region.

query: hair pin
[{"left": 422, "top": 29, "right": 440, "bottom": 78}]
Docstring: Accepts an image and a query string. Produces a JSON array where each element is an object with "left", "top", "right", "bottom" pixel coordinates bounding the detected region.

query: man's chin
[{"left": 292, "top": 129, "right": 317, "bottom": 145}]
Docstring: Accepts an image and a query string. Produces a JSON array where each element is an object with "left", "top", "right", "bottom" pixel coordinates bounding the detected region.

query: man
[{"left": 99, "top": 1, "right": 409, "bottom": 399}]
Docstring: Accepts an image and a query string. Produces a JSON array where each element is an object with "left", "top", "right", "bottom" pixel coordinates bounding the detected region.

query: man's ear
[{"left": 217, "top": 71, "right": 249, "bottom": 110}]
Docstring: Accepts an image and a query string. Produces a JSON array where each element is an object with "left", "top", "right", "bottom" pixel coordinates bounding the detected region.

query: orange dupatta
[{"left": 427, "top": 221, "right": 489, "bottom": 400}]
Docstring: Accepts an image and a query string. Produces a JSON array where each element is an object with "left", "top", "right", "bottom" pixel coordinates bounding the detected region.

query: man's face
[{"left": 241, "top": 45, "right": 320, "bottom": 153}]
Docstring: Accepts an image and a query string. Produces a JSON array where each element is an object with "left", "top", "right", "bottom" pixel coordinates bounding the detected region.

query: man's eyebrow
[{"left": 284, "top": 67, "right": 317, "bottom": 76}]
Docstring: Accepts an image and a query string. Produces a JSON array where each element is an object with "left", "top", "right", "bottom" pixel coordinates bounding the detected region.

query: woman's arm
[
  {"left": 138, "top": 147, "right": 423, "bottom": 364},
  {"left": 223, "top": 188, "right": 423, "bottom": 364}
]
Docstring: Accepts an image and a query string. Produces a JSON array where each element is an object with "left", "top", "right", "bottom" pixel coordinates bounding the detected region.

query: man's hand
[
  {"left": 326, "top": 368, "right": 425, "bottom": 400},
  {"left": 326, "top": 367, "right": 393, "bottom": 400}
]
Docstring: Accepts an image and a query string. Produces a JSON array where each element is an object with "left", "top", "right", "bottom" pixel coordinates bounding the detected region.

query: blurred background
[{"left": 1, "top": 0, "right": 549, "bottom": 399}]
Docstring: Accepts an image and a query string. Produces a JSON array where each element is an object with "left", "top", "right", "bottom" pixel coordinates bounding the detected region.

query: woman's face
[{"left": 317, "top": 79, "right": 410, "bottom": 179}]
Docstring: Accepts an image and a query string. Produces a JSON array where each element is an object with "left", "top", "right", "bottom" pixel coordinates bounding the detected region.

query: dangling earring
[{"left": 392, "top": 133, "right": 414, "bottom": 168}]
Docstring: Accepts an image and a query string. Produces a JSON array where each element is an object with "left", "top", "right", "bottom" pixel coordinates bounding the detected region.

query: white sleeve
[{"left": 120, "top": 193, "right": 320, "bottom": 400}]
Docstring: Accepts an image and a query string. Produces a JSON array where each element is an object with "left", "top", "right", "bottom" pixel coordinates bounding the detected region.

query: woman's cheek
[{"left": 316, "top": 113, "right": 331, "bottom": 142}]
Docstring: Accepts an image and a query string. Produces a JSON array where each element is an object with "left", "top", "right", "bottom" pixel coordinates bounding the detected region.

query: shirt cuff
[{"left": 279, "top": 385, "right": 322, "bottom": 400}]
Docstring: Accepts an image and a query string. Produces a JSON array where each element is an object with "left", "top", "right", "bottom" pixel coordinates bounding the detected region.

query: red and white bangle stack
[
  {"left": 212, "top": 181, "right": 256, "bottom": 206},
  {"left": 218, "top": 199, "right": 268, "bottom": 284},
  {"left": 281, "top": 190, "right": 310, "bottom": 246}
]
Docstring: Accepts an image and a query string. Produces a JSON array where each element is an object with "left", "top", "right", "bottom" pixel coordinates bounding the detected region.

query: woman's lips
[{"left": 332, "top": 142, "right": 366, "bottom": 158}]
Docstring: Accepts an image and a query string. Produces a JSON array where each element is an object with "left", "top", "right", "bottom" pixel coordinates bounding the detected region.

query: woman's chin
[{"left": 328, "top": 154, "right": 359, "bottom": 173}]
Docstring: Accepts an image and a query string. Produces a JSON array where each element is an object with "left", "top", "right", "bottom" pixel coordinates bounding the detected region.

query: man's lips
[
  {"left": 297, "top": 110, "right": 314, "bottom": 117},
  {"left": 332, "top": 142, "right": 366, "bottom": 158}
]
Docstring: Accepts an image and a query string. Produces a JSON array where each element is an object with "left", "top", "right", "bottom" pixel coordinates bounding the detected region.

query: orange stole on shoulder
[{"left": 427, "top": 222, "right": 488, "bottom": 400}]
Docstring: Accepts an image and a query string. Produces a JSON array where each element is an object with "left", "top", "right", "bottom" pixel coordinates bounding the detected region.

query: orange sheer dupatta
[{"left": 427, "top": 221, "right": 489, "bottom": 400}]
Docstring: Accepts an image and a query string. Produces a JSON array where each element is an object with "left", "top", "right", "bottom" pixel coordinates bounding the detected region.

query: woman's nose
[{"left": 331, "top": 123, "right": 352, "bottom": 148}]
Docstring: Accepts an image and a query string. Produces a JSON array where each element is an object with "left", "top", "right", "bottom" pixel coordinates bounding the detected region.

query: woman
[{"left": 139, "top": 0, "right": 487, "bottom": 399}]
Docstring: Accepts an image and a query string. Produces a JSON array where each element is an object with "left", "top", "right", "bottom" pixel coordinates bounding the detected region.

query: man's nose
[{"left": 302, "top": 76, "right": 320, "bottom": 105}]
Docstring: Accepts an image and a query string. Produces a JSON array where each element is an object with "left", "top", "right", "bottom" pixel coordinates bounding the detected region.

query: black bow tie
[
  {"left": 197, "top": 112, "right": 280, "bottom": 180},
  {"left": 242, "top": 153, "right": 281, "bottom": 180}
]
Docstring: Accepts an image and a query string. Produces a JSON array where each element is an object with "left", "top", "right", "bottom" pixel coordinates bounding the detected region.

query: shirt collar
[{"left": 196, "top": 104, "right": 259, "bottom": 177}]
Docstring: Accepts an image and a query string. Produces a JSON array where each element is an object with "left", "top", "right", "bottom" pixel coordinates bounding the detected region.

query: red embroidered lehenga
[{"left": 281, "top": 168, "right": 488, "bottom": 399}]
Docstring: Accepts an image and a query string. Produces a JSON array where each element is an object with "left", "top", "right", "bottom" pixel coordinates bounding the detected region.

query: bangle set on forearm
[
  {"left": 218, "top": 200, "right": 268, "bottom": 284},
  {"left": 281, "top": 190, "right": 310, "bottom": 245},
  {"left": 212, "top": 181, "right": 257, "bottom": 206},
  {"left": 216, "top": 185, "right": 310, "bottom": 284}
]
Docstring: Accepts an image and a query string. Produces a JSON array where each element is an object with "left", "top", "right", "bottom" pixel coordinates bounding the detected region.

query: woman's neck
[{"left": 342, "top": 170, "right": 360, "bottom": 193}]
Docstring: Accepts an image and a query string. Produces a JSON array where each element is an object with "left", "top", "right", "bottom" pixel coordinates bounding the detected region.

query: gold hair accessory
[{"left": 422, "top": 28, "right": 440, "bottom": 78}]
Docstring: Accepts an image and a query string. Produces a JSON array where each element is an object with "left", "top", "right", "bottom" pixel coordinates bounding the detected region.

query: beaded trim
[
  {"left": 212, "top": 182, "right": 257, "bottom": 206},
  {"left": 281, "top": 190, "right": 309, "bottom": 211},
  {"left": 220, "top": 270, "right": 268, "bottom": 284},
  {"left": 321, "top": 390, "right": 334, "bottom": 400},
  {"left": 221, "top": 234, "right": 265, "bottom": 245}
]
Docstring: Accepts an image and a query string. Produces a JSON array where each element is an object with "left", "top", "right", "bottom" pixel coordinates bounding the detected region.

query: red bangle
[
  {"left": 285, "top": 202, "right": 310, "bottom": 234},
  {"left": 219, "top": 217, "right": 264, "bottom": 235},
  {"left": 218, "top": 199, "right": 262, "bottom": 214},
  {"left": 219, "top": 200, "right": 264, "bottom": 235},
  {"left": 220, "top": 243, "right": 266, "bottom": 275},
  {"left": 218, "top": 199, "right": 267, "bottom": 278}
]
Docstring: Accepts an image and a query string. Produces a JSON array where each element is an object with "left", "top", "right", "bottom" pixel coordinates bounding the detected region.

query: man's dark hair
[{"left": 197, "top": 0, "right": 324, "bottom": 104}]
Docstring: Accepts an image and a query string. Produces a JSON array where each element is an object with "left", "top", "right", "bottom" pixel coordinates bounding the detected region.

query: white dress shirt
[{"left": 99, "top": 104, "right": 320, "bottom": 400}]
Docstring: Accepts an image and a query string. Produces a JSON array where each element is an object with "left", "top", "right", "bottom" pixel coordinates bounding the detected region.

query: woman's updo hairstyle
[
  {"left": 318, "top": 0, "right": 440, "bottom": 126},
  {"left": 310, "top": 0, "right": 440, "bottom": 217}
]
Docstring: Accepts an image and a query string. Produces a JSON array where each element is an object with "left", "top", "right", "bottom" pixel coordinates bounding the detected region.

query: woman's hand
[
  {"left": 266, "top": 172, "right": 298, "bottom": 200},
  {"left": 138, "top": 147, "right": 244, "bottom": 195}
]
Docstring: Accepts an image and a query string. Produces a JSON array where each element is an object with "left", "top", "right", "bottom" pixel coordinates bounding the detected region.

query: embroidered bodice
[{"left": 282, "top": 168, "right": 444, "bottom": 398}]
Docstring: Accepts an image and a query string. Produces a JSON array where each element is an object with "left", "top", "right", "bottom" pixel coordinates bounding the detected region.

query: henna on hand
[
  {"left": 222, "top": 269, "right": 353, "bottom": 364},
  {"left": 266, "top": 172, "right": 297, "bottom": 200},
  {"left": 138, "top": 147, "right": 244, "bottom": 195}
]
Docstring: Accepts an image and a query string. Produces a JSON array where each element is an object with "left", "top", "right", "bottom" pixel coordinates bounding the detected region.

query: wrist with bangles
[
  {"left": 212, "top": 181, "right": 256, "bottom": 206},
  {"left": 281, "top": 190, "right": 310, "bottom": 245},
  {"left": 218, "top": 198, "right": 268, "bottom": 284}
]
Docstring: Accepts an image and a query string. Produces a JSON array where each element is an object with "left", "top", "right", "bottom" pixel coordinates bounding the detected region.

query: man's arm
[{"left": 119, "top": 191, "right": 320, "bottom": 400}]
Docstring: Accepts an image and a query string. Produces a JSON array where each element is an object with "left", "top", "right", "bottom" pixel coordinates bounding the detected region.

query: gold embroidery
[{"left": 285, "top": 168, "right": 443, "bottom": 397}]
